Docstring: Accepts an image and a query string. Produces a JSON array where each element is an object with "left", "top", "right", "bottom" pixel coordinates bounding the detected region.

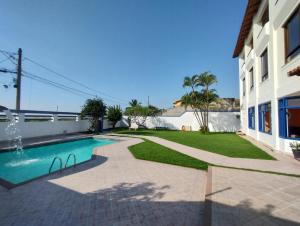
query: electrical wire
[
  {"left": 22, "top": 70, "right": 127, "bottom": 104},
  {"left": 22, "top": 70, "right": 96, "bottom": 98},
  {"left": 0, "top": 49, "right": 129, "bottom": 104},
  {"left": 24, "top": 56, "right": 128, "bottom": 104},
  {"left": 0, "top": 56, "right": 10, "bottom": 64}
]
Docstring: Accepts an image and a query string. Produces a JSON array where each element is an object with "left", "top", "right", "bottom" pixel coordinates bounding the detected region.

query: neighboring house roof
[
  {"left": 173, "top": 100, "right": 181, "bottom": 105},
  {"left": 233, "top": 0, "right": 262, "bottom": 58},
  {"left": 165, "top": 98, "right": 240, "bottom": 116}
]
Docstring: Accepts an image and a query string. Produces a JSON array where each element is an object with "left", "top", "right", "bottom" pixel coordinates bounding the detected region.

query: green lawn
[
  {"left": 115, "top": 129, "right": 275, "bottom": 160},
  {"left": 129, "top": 139, "right": 208, "bottom": 170}
]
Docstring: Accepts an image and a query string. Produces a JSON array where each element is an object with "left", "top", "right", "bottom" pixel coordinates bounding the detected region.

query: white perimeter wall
[
  {"left": 0, "top": 112, "right": 240, "bottom": 141},
  {"left": 131, "top": 111, "right": 240, "bottom": 132},
  {"left": 0, "top": 119, "right": 91, "bottom": 141}
]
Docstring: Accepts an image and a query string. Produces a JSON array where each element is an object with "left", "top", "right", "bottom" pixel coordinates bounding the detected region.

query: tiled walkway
[
  {"left": 112, "top": 134, "right": 300, "bottom": 175},
  {"left": 0, "top": 136, "right": 206, "bottom": 226},
  {"left": 208, "top": 167, "right": 300, "bottom": 226}
]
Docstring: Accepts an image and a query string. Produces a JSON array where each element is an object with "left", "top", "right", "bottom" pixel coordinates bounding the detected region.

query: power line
[
  {"left": 0, "top": 48, "right": 129, "bottom": 105},
  {"left": 22, "top": 73, "right": 92, "bottom": 99},
  {"left": 0, "top": 56, "right": 11, "bottom": 64},
  {"left": 0, "top": 68, "right": 16, "bottom": 74},
  {"left": 0, "top": 51, "right": 17, "bottom": 66},
  {"left": 24, "top": 56, "right": 128, "bottom": 104},
  {"left": 22, "top": 70, "right": 127, "bottom": 104},
  {"left": 0, "top": 49, "right": 17, "bottom": 56},
  {"left": 22, "top": 70, "right": 96, "bottom": 99}
]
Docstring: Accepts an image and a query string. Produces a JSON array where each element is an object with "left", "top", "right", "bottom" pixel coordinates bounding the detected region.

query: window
[
  {"left": 284, "top": 7, "right": 300, "bottom": 62},
  {"left": 259, "top": 102, "right": 272, "bottom": 134},
  {"left": 261, "top": 49, "right": 268, "bottom": 81},
  {"left": 249, "top": 68, "right": 254, "bottom": 90},
  {"left": 279, "top": 97, "right": 300, "bottom": 139},
  {"left": 260, "top": 8, "right": 269, "bottom": 27},
  {"left": 242, "top": 78, "right": 246, "bottom": 96},
  {"left": 248, "top": 107, "right": 255, "bottom": 129}
]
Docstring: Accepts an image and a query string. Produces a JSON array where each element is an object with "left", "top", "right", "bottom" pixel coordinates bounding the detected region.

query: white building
[{"left": 234, "top": 0, "right": 300, "bottom": 155}]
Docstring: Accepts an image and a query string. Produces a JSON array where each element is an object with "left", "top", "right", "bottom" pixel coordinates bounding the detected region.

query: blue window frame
[
  {"left": 248, "top": 107, "right": 255, "bottom": 129},
  {"left": 278, "top": 97, "right": 300, "bottom": 140},
  {"left": 258, "top": 102, "right": 272, "bottom": 134}
]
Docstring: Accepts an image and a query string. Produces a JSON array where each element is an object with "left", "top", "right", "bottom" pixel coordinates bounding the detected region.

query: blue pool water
[{"left": 0, "top": 138, "right": 114, "bottom": 185}]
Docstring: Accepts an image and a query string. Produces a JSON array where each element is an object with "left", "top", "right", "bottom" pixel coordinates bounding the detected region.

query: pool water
[{"left": 0, "top": 138, "right": 114, "bottom": 185}]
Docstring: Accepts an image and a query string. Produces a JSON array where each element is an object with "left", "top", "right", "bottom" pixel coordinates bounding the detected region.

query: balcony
[
  {"left": 245, "top": 49, "right": 254, "bottom": 70},
  {"left": 240, "top": 63, "right": 246, "bottom": 79},
  {"left": 255, "top": 22, "right": 270, "bottom": 56}
]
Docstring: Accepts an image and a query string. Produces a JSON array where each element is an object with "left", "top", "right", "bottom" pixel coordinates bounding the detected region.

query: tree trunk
[{"left": 94, "top": 118, "right": 99, "bottom": 133}]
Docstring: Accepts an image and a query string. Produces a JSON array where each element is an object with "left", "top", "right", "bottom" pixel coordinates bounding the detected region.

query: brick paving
[
  {"left": 208, "top": 167, "right": 300, "bottom": 226},
  {"left": 0, "top": 136, "right": 206, "bottom": 226},
  {"left": 112, "top": 134, "right": 300, "bottom": 175}
]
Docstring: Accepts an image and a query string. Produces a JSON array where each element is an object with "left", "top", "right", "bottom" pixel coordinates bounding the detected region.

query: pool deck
[
  {"left": 0, "top": 136, "right": 206, "bottom": 226},
  {"left": 0, "top": 135, "right": 300, "bottom": 226}
]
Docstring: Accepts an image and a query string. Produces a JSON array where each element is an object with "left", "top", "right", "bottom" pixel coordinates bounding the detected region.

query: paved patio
[
  {"left": 1, "top": 135, "right": 300, "bottom": 226},
  {"left": 112, "top": 134, "right": 300, "bottom": 175},
  {"left": 207, "top": 167, "right": 300, "bottom": 226},
  {"left": 0, "top": 136, "right": 206, "bottom": 226}
]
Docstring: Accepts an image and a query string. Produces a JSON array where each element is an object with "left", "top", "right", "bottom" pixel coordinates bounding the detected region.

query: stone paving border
[{"left": 203, "top": 167, "right": 213, "bottom": 226}]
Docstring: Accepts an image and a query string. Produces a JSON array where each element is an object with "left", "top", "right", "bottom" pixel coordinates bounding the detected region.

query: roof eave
[{"left": 233, "top": 0, "right": 262, "bottom": 58}]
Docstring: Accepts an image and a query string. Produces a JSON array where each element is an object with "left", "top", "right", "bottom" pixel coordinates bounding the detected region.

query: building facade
[{"left": 234, "top": 0, "right": 300, "bottom": 155}]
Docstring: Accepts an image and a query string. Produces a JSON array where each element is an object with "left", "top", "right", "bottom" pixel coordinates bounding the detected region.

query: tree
[
  {"left": 81, "top": 98, "right": 106, "bottom": 132},
  {"left": 183, "top": 74, "right": 199, "bottom": 92},
  {"left": 181, "top": 72, "right": 218, "bottom": 132},
  {"left": 197, "top": 72, "right": 218, "bottom": 132},
  {"left": 129, "top": 99, "right": 140, "bottom": 107},
  {"left": 124, "top": 100, "right": 160, "bottom": 128},
  {"left": 107, "top": 105, "right": 123, "bottom": 128},
  {"left": 124, "top": 99, "right": 141, "bottom": 127}
]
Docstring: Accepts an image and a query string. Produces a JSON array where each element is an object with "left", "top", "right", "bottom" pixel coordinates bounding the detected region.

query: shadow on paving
[
  {"left": 206, "top": 198, "right": 300, "bottom": 226},
  {"left": 0, "top": 158, "right": 299, "bottom": 226}
]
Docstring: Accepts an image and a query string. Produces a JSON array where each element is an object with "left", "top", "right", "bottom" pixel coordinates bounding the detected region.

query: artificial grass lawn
[
  {"left": 129, "top": 139, "right": 208, "bottom": 170},
  {"left": 116, "top": 129, "right": 275, "bottom": 160}
]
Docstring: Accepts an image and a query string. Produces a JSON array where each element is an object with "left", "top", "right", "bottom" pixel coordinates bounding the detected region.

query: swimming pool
[{"left": 0, "top": 138, "right": 115, "bottom": 187}]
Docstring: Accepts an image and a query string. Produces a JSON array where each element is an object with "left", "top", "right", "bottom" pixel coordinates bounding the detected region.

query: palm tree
[
  {"left": 197, "top": 72, "right": 217, "bottom": 91},
  {"left": 182, "top": 74, "right": 199, "bottom": 92},
  {"left": 181, "top": 92, "right": 204, "bottom": 128},
  {"left": 129, "top": 99, "right": 140, "bottom": 107},
  {"left": 197, "top": 72, "right": 218, "bottom": 132},
  {"left": 181, "top": 72, "right": 218, "bottom": 132}
]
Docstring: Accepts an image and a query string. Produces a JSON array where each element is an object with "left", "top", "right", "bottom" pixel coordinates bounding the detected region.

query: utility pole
[
  {"left": 16, "top": 48, "right": 22, "bottom": 110},
  {"left": 147, "top": 96, "right": 149, "bottom": 106}
]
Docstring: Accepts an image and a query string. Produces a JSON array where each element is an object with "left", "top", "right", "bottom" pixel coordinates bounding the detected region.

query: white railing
[{"left": 0, "top": 110, "right": 91, "bottom": 141}]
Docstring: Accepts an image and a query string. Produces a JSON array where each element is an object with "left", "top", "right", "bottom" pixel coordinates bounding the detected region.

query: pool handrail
[
  {"left": 65, "top": 153, "right": 76, "bottom": 168},
  {"left": 49, "top": 156, "right": 63, "bottom": 174}
]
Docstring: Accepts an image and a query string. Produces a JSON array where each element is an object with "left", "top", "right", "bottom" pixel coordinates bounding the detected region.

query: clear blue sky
[{"left": 0, "top": 0, "right": 246, "bottom": 112}]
